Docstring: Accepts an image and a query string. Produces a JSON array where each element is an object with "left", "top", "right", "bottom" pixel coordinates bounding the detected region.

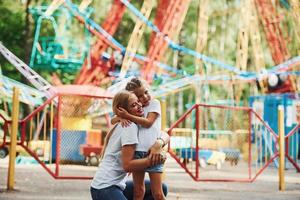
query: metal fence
[{"left": 167, "top": 103, "right": 293, "bottom": 182}]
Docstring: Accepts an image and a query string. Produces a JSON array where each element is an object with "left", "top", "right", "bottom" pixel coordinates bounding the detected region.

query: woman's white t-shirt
[{"left": 91, "top": 123, "right": 138, "bottom": 190}]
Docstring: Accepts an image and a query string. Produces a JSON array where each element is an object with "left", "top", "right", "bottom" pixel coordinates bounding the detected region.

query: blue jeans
[
  {"left": 90, "top": 185, "right": 127, "bottom": 200},
  {"left": 90, "top": 180, "right": 168, "bottom": 200}
]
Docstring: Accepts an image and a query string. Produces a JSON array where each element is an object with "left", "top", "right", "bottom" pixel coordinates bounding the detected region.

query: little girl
[{"left": 112, "top": 77, "right": 166, "bottom": 200}]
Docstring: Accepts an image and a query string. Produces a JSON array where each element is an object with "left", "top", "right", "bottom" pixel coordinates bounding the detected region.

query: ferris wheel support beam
[
  {"left": 1, "top": 75, "right": 45, "bottom": 106},
  {"left": 0, "top": 42, "right": 56, "bottom": 99},
  {"left": 290, "top": 0, "right": 300, "bottom": 92},
  {"left": 290, "top": 0, "right": 300, "bottom": 55},
  {"left": 249, "top": 0, "right": 266, "bottom": 93},
  {"left": 236, "top": 0, "right": 251, "bottom": 73},
  {"left": 157, "top": 0, "right": 190, "bottom": 71},
  {"left": 45, "top": 0, "right": 64, "bottom": 17},
  {"left": 235, "top": 0, "right": 251, "bottom": 104},
  {"left": 73, "top": 0, "right": 128, "bottom": 85},
  {"left": 119, "top": 0, "right": 154, "bottom": 78},
  {"left": 149, "top": 0, "right": 170, "bottom": 46},
  {"left": 143, "top": 0, "right": 191, "bottom": 82},
  {"left": 255, "top": 0, "right": 296, "bottom": 93},
  {"left": 195, "top": 0, "right": 209, "bottom": 75},
  {"left": 255, "top": 0, "right": 290, "bottom": 64},
  {"left": 79, "top": 0, "right": 93, "bottom": 12},
  {"left": 142, "top": 0, "right": 181, "bottom": 81}
]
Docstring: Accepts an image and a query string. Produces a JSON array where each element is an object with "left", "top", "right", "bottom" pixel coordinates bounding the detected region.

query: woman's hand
[{"left": 148, "top": 140, "right": 166, "bottom": 165}]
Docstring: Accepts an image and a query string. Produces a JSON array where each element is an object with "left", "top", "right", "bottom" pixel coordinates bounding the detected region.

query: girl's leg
[
  {"left": 132, "top": 171, "right": 146, "bottom": 200},
  {"left": 148, "top": 173, "right": 165, "bottom": 200},
  {"left": 143, "top": 180, "right": 168, "bottom": 200}
]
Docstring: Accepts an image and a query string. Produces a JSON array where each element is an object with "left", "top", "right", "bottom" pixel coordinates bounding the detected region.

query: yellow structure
[
  {"left": 278, "top": 106, "right": 285, "bottom": 191},
  {"left": 61, "top": 116, "right": 92, "bottom": 130},
  {"left": 7, "top": 87, "right": 19, "bottom": 190}
]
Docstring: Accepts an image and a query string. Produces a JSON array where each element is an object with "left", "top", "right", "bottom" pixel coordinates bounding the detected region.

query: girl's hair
[
  {"left": 125, "top": 77, "right": 150, "bottom": 91},
  {"left": 100, "top": 90, "right": 133, "bottom": 159},
  {"left": 125, "top": 77, "right": 142, "bottom": 91}
]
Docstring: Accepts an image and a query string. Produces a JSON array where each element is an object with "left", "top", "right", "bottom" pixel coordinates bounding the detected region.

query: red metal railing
[
  {"left": 2, "top": 93, "right": 112, "bottom": 179},
  {"left": 1, "top": 99, "right": 298, "bottom": 181},
  {"left": 285, "top": 124, "right": 300, "bottom": 172},
  {"left": 167, "top": 103, "right": 282, "bottom": 182}
]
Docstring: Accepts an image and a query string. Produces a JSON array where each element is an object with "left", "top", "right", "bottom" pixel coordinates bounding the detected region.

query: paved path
[{"left": 0, "top": 154, "right": 299, "bottom": 200}]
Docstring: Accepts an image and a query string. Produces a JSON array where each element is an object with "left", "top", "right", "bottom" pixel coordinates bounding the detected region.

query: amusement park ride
[
  {"left": 25, "top": 0, "right": 299, "bottom": 93},
  {"left": 0, "top": 0, "right": 299, "bottom": 178}
]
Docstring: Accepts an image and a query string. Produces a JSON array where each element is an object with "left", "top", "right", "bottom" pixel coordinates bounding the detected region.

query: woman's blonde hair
[
  {"left": 112, "top": 90, "right": 132, "bottom": 114},
  {"left": 100, "top": 90, "right": 133, "bottom": 159}
]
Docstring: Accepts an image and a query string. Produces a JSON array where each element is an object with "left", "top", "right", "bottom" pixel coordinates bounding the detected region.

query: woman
[{"left": 90, "top": 90, "right": 168, "bottom": 200}]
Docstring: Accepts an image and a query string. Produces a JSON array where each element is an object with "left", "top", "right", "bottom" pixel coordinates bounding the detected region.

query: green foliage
[{"left": 0, "top": 1, "right": 26, "bottom": 81}]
